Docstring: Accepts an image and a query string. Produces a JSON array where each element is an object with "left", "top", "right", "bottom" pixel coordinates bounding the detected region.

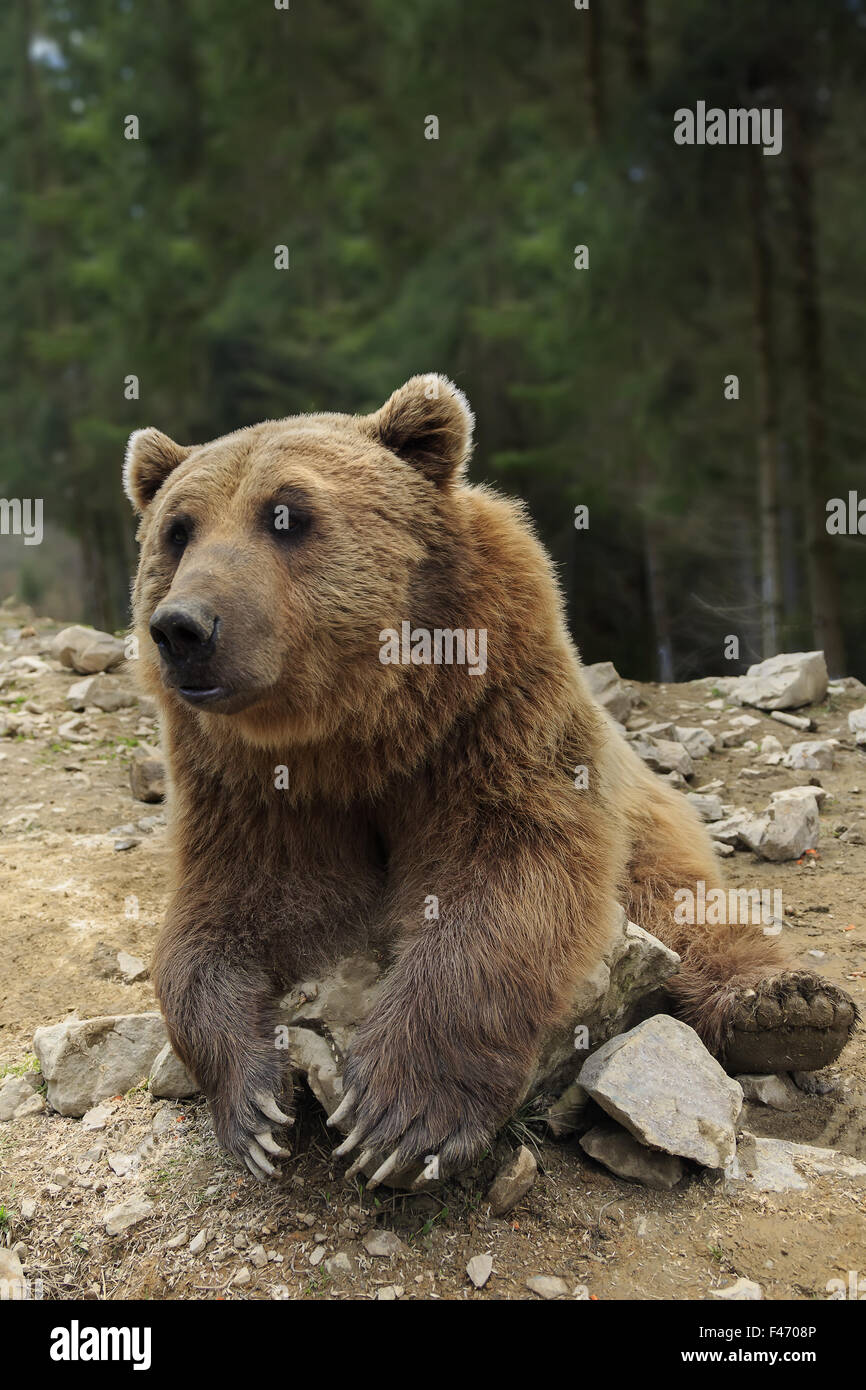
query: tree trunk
[
  {"left": 747, "top": 144, "right": 783, "bottom": 658},
  {"left": 788, "top": 107, "right": 846, "bottom": 675},
  {"left": 642, "top": 511, "right": 675, "bottom": 682},
  {"left": 584, "top": 3, "right": 605, "bottom": 141},
  {"left": 624, "top": 0, "right": 650, "bottom": 89}
]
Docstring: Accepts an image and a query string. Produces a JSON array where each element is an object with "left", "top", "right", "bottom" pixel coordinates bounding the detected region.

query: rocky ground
[{"left": 1, "top": 604, "right": 865, "bottom": 1302}]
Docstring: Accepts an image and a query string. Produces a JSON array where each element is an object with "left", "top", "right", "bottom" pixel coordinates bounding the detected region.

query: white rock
[
  {"left": 760, "top": 734, "right": 784, "bottom": 756},
  {"left": 710, "top": 1278, "right": 763, "bottom": 1301},
  {"left": 526, "top": 1275, "right": 570, "bottom": 1300},
  {"left": 14, "top": 1092, "right": 46, "bottom": 1119},
  {"left": 0, "top": 1248, "right": 26, "bottom": 1298},
  {"left": 848, "top": 707, "right": 866, "bottom": 746},
  {"left": 104, "top": 1194, "right": 154, "bottom": 1236},
  {"left": 86, "top": 674, "right": 137, "bottom": 713},
  {"left": 686, "top": 793, "right": 724, "bottom": 823},
  {"left": 486, "top": 1145, "right": 538, "bottom": 1216},
  {"left": 578, "top": 1015, "right": 742, "bottom": 1169},
  {"left": 129, "top": 751, "right": 165, "bottom": 803},
  {"left": 466, "top": 1254, "right": 493, "bottom": 1288},
  {"left": 783, "top": 740, "right": 836, "bottom": 771},
  {"left": 81, "top": 1102, "right": 115, "bottom": 1131},
  {"left": 34, "top": 1013, "right": 168, "bottom": 1116},
  {"left": 580, "top": 1122, "right": 684, "bottom": 1189},
  {"left": 770, "top": 710, "right": 813, "bottom": 732},
  {"left": 628, "top": 734, "right": 694, "bottom": 777},
  {"left": 725, "top": 1132, "right": 866, "bottom": 1192},
  {"left": 707, "top": 809, "right": 760, "bottom": 847},
  {"left": 769, "top": 785, "right": 826, "bottom": 808},
  {"left": 718, "top": 715, "right": 762, "bottom": 749},
  {"left": 279, "top": 952, "right": 382, "bottom": 1056},
  {"left": 363, "top": 1230, "right": 406, "bottom": 1258},
  {"left": 738, "top": 796, "right": 819, "bottom": 862},
  {"left": 149, "top": 1043, "right": 198, "bottom": 1100},
  {"left": 66, "top": 677, "right": 95, "bottom": 711},
  {"left": 732, "top": 651, "right": 828, "bottom": 711},
  {"left": 51, "top": 625, "right": 126, "bottom": 675},
  {"left": 9, "top": 654, "right": 51, "bottom": 677},
  {"left": 584, "top": 662, "right": 638, "bottom": 723},
  {"left": 57, "top": 717, "right": 90, "bottom": 743},
  {"left": 735, "top": 1073, "right": 799, "bottom": 1111},
  {"left": 117, "top": 951, "right": 148, "bottom": 983},
  {"left": 673, "top": 726, "right": 716, "bottom": 758},
  {"left": 0, "top": 1072, "right": 42, "bottom": 1122},
  {"left": 108, "top": 1151, "right": 138, "bottom": 1177}
]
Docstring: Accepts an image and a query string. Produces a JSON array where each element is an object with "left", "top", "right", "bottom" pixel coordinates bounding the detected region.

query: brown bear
[{"left": 125, "top": 375, "right": 856, "bottom": 1184}]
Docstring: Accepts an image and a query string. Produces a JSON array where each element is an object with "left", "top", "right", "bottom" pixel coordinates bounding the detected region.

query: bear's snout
[
  {"left": 150, "top": 599, "right": 217, "bottom": 661},
  {"left": 149, "top": 599, "right": 228, "bottom": 704}
]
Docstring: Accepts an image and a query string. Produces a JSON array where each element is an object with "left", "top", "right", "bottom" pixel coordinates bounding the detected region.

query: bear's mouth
[{"left": 177, "top": 684, "right": 232, "bottom": 706}]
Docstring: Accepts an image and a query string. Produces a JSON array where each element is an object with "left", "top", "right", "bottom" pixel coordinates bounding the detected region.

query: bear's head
[{"left": 126, "top": 375, "right": 475, "bottom": 744}]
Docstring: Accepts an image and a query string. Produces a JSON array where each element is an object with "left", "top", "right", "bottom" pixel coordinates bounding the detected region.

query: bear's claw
[
  {"left": 340, "top": 1141, "right": 441, "bottom": 1189},
  {"left": 333, "top": 1122, "right": 366, "bottom": 1158},
  {"left": 244, "top": 1139, "right": 277, "bottom": 1180},
  {"left": 344, "top": 1146, "right": 375, "bottom": 1180},
  {"left": 255, "top": 1129, "right": 291, "bottom": 1157},
  {"left": 329, "top": 1062, "right": 494, "bottom": 1186},
  {"left": 366, "top": 1151, "right": 401, "bottom": 1190},
  {"left": 230, "top": 1088, "right": 295, "bottom": 1180},
  {"left": 255, "top": 1090, "right": 292, "bottom": 1125},
  {"left": 326, "top": 1088, "right": 357, "bottom": 1130}
]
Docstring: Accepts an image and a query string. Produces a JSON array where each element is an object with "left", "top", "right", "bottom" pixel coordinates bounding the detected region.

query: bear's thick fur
[{"left": 125, "top": 375, "right": 855, "bottom": 1182}]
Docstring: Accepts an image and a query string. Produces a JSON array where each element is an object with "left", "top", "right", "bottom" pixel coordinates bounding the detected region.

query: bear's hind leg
[{"left": 622, "top": 774, "right": 857, "bottom": 1073}]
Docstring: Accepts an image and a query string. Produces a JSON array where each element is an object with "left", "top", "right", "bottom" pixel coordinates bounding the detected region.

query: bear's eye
[
  {"left": 166, "top": 519, "right": 190, "bottom": 552},
  {"left": 270, "top": 504, "right": 309, "bottom": 541}
]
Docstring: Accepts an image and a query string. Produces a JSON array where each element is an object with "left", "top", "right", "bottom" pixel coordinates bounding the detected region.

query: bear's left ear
[
  {"left": 366, "top": 374, "right": 474, "bottom": 485},
  {"left": 123, "top": 428, "right": 190, "bottom": 512}
]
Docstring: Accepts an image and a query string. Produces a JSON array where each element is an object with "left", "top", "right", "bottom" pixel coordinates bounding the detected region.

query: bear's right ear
[
  {"left": 123, "top": 428, "right": 190, "bottom": 512},
  {"left": 366, "top": 374, "right": 474, "bottom": 486}
]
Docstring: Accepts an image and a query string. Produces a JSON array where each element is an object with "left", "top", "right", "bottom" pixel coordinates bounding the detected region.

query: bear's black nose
[{"left": 150, "top": 601, "right": 218, "bottom": 663}]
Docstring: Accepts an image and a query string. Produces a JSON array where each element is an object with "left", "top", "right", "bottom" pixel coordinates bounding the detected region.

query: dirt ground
[{"left": 1, "top": 607, "right": 864, "bottom": 1301}]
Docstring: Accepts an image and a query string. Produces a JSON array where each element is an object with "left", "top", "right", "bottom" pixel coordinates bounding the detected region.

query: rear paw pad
[{"left": 722, "top": 971, "right": 858, "bottom": 1074}]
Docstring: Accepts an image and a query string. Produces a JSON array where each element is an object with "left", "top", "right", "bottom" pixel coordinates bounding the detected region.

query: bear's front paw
[
  {"left": 211, "top": 1078, "right": 295, "bottom": 1182},
  {"left": 328, "top": 1041, "right": 513, "bottom": 1189}
]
